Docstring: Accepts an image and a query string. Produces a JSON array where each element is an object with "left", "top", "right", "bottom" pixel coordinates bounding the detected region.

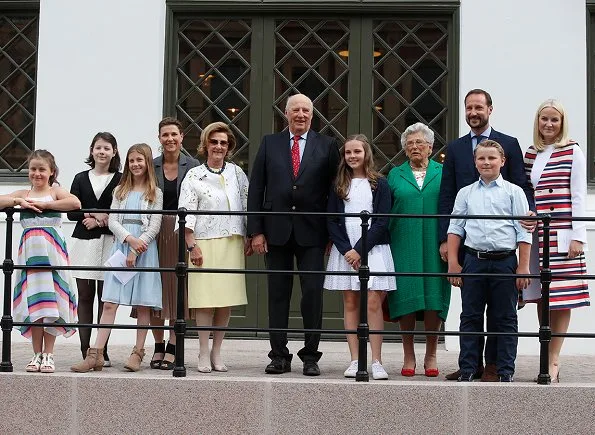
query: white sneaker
[
  {"left": 343, "top": 360, "right": 358, "bottom": 378},
  {"left": 371, "top": 360, "right": 388, "bottom": 380}
]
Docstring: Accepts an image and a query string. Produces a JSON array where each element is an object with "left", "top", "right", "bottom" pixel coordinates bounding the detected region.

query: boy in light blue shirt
[{"left": 447, "top": 140, "right": 531, "bottom": 382}]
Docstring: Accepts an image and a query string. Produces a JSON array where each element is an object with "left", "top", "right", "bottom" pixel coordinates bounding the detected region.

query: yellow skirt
[{"left": 188, "top": 235, "right": 247, "bottom": 308}]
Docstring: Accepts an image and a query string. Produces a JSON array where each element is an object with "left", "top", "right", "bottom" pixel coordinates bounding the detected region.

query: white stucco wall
[
  {"left": 1, "top": 0, "right": 593, "bottom": 354},
  {"left": 444, "top": 0, "right": 595, "bottom": 355}
]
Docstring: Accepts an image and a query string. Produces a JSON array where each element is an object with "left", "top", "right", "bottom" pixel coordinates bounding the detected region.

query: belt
[{"left": 464, "top": 247, "right": 516, "bottom": 260}]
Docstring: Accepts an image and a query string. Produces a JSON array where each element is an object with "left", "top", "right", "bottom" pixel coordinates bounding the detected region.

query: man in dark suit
[
  {"left": 438, "top": 89, "right": 535, "bottom": 382},
  {"left": 248, "top": 94, "right": 340, "bottom": 376}
]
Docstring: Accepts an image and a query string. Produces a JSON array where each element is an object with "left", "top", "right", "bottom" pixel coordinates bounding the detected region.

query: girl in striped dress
[
  {"left": 0, "top": 150, "right": 81, "bottom": 373},
  {"left": 523, "top": 99, "right": 589, "bottom": 382}
]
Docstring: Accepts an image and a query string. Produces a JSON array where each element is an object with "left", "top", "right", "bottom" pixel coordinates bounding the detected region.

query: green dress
[{"left": 387, "top": 160, "right": 450, "bottom": 320}]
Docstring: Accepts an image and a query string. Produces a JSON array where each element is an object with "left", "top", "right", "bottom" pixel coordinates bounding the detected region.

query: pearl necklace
[{"left": 204, "top": 161, "right": 226, "bottom": 175}]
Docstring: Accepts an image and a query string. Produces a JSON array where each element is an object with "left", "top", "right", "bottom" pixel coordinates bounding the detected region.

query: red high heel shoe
[
  {"left": 424, "top": 365, "right": 440, "bottom": 377},
  {"left": 401, "top": 365, "right": 416, "bottom": 377}
]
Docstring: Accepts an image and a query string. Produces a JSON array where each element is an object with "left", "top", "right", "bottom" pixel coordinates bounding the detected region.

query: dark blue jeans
[{"left": 458, "top": 253, "right": 518, "bottom": 376}]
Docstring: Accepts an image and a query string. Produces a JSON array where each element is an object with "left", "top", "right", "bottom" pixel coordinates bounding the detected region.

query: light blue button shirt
[
  {"left": 447, "top": 175, "right": 532, "bottom": 251},
  {"left": 470, "top": 126, "right": 491, "bottom": 151},
  {"left": 289, "top": 130, "right": 308, "bottom": 162}
]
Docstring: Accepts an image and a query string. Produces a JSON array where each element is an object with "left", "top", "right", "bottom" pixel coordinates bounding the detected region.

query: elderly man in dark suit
[
  {"left": 248, "top": 94, "right": 340, "bottom": 376},
  {"left": 438, "top": 89, "right": 535, "bottom": 382}
]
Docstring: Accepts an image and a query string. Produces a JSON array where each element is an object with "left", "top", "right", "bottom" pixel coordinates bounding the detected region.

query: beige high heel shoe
[
  {"left": 124, "top": 346, "right": 146, "bottom": 372},
  {"left": 71, "top": 348, "right": 104, "bottom": 373}
]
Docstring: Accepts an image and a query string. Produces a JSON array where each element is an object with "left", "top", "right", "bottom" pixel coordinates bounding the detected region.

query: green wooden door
[{"left": 166, "top": 9, "right": 455, "bottom": 338}]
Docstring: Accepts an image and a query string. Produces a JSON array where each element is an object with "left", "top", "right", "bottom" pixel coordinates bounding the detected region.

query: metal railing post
[
  {"left": 1, "top": 208, "right": 14, "bottom": 372},
  {"left": 356, "top": 211, "right": 370, "bottom": 382},
  {"left": 173, "top": 208, "right": 188, "bottom": 377},
  {"left": 537, "top": 214, "right": 552, "bottom": 385}
]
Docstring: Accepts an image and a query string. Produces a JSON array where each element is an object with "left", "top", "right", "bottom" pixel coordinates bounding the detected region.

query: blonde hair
[
  {"left": 474, "top": 139, "right": 505, "bottom": 159},
  {"left": 115, "top": 143, "right": 158, "bottom": 202},
  {"left": 532, "top": 99, "right": 569, "bottom": 151},
  {"left": 335, "top": 134, "right": 380, "bottom": 200},
  {"left": 198, "top": 122, "right": 236, "bottom": 158}
]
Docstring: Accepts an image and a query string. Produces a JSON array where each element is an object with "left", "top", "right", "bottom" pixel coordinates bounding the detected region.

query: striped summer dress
[
  {"left": 523, "top": 144, "right": 590, "bottom": 309},
  {"left": 12, "top": 195, "right": 78, "bottom": 338}
]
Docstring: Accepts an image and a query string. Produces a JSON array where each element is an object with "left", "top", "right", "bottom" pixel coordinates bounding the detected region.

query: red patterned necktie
[{"left": 291, "top": 135, "right": 300, "bottom": 177}]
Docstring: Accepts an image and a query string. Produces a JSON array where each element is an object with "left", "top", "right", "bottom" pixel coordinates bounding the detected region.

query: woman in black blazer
[{"left": 68, "top": 132, "right": 122, "bottom": 366}]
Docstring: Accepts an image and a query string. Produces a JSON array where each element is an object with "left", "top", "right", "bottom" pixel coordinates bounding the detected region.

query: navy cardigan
[{"left": 327, "top": 176, "right": 391, "bottom": 255}]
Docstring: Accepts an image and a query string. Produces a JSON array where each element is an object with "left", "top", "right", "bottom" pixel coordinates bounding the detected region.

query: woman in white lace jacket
[{"left": 178, "top": 122, "right": 251, "bottom": 373}]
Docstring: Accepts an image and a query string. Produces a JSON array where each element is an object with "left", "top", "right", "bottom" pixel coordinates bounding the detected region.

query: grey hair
[{"left": 400, "top": 122, "right": 435, "bottom": 149}]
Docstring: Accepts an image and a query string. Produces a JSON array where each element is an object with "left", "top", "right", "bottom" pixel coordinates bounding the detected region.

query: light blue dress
[{"left": 102, "top": 192, "right": 162, "bottom": 309}]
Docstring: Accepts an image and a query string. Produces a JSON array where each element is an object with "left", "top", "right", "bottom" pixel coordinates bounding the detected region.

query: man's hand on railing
[
  {"left": 520, "top": 210, "right": 537, "bottom": 232},
  {"left": 251, "top": 234, "right": 268, "bottom": 255},
  {"left": 439, "top": 241, "right": 448, "bottom": 262}
]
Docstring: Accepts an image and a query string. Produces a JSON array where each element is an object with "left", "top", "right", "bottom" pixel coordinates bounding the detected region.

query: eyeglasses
[
  {"left": 405, "top": 140, "right": 428, "bottom": 148},
  {"left": 209, "top": 139, "right": 229, "bottom": 146}
]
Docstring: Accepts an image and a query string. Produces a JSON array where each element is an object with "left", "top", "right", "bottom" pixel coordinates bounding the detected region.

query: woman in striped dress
[
  {"left": 523, "top": 99, "right": 589, "bottom": 382},
  {"left": 1, "top": 150, "right": 81, "bottom": 373}
]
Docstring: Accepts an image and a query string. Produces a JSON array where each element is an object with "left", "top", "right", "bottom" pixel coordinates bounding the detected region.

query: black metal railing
[{"left": 1, "top": 207, "right": 594, "bottom": 384}]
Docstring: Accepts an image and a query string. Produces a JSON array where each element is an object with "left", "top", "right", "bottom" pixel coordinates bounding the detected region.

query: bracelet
[
  {"left": 130, "top": 248, "right": 138, "bottom": 256},
  {"left": 95, "top": 219, "right": 101, "bottom": 227}
]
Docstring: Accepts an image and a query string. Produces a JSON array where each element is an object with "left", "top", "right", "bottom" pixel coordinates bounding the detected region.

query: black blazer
[
  {"left": 437, "top": 129, "right": 535, "bottom": 242},
  {"left": 327, "top": 176, "right": 391, "bottom": 255},
  {"left": 247, "top": 130, "right": 340, "bottom": 247},
  {"left": 68, "top": 170, "right": 122, "bottom": 239}
]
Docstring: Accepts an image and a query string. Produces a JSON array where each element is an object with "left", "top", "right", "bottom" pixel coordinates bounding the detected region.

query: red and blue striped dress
[
  {"left": 12, "top": 195, "right": 78, "bottom": 338},
  {"left": 523, "top": 144, "right": 590, "bottom": 310}
]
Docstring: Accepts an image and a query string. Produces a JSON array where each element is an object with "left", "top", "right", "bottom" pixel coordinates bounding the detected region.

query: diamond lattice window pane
[
  {"left": 0, "top": 13, "right": 38, "bottom": 173},
  {"left": 176, "top": 19, "right": 252, "bottom": 170}
]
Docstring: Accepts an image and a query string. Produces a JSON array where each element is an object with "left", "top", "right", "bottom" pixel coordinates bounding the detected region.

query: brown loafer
[
  {"left": 480, "top": 363, "right": 499, "bottom": 382},
  {"left": 445, "top": 366, "right": 484, "bottom": 381}
]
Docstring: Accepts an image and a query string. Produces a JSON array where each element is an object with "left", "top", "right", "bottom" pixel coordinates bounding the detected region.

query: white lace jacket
[
  {"left": 108, "top": 188, "right": 164, "bottom": 245},
  {"left": 177, "top": 163, "right": 248, "bottom": 239}
]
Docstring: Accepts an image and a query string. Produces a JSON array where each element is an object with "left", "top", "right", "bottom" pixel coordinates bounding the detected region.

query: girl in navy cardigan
[{"left": 324, "top": 134, "right": 396, "bottom": 380}]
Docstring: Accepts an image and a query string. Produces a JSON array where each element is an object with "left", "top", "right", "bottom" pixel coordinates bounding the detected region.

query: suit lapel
[{"left": 461, "top": 135, "right": 479, "bottom": 178}]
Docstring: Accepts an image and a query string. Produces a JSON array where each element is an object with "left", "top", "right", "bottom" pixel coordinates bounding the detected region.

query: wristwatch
[{"left": 187, "top": 244, "right": 196, "bottom": 252}]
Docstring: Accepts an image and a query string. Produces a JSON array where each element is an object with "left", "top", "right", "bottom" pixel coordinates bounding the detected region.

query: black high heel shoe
[
  {"left": 160, "top": 342, "right": 176, "bottom": 370},
  {"left": 150, "top": 341, "right": 166, "bottom": 369}
]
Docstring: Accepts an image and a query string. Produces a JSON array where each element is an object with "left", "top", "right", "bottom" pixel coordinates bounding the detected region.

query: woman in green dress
[{"left": 387, "top": 122, "right": 450, "bottom": 377}]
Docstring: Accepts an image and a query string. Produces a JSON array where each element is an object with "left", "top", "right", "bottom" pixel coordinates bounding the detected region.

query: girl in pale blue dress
[{"left": 71, "top": 144, "right": 163, "bottom": 373}]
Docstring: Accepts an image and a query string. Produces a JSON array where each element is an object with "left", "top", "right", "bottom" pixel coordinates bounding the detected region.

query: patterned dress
[
  {"left": 523, "top": 144, "right": 590, "bottom": 309},
  {"left": 12, "top": 195, "right": 78, "bottom": 338}
]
